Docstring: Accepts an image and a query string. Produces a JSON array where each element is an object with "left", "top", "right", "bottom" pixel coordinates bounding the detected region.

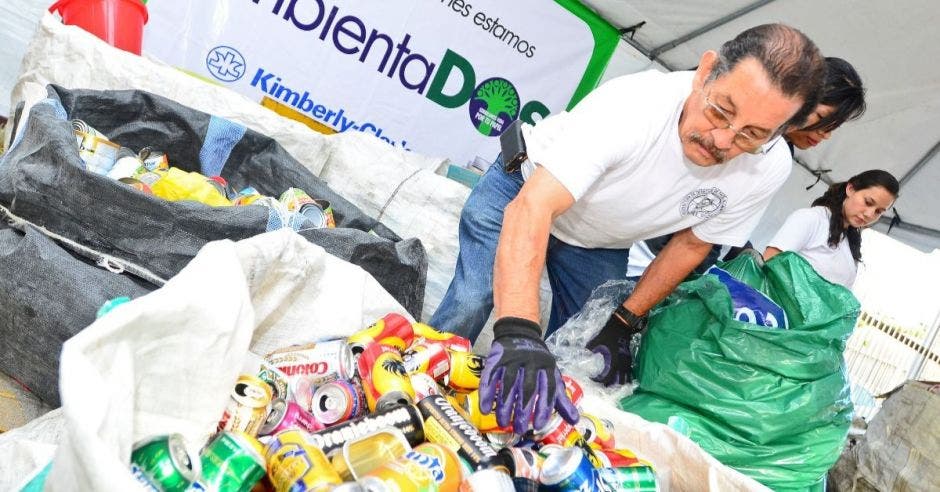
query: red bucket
[{"left": 49, "top": 0, "right": 149, "bottom": 55}]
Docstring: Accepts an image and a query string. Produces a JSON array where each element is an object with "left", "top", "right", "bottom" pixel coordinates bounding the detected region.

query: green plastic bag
[{"left": 620, "top": 252, "right": 858, "bottom": 491}]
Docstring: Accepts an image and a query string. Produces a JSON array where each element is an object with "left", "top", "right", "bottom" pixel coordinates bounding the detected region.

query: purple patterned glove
[
  {"left": 479, "top": 317, "right": 579, "bottom": 433},
  {"left": 586, "top": 305, "right": 646, "bottom": 387}
]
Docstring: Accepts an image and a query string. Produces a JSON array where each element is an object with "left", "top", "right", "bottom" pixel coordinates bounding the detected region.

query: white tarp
[{"left": 0, "top": 228, "right": 767, "bottom": 491}]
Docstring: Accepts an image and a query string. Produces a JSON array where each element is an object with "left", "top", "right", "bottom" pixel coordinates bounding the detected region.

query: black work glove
[
  {"left": 586, "top": 305, "right": 646, "bottom": 386},
  {"left": 479, "top": 317, "right": 579, "bottom": 433}
]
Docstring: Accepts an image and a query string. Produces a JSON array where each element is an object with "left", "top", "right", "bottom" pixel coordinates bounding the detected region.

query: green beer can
[
  {"left": 597, "top": 465, "right": 659, "bottom": 492},
  {"left": 191, "top": 431, "right": 266, "bottom": 492},
  {"left": 130, "top": 434, "right": 198, "bottom": 492}
]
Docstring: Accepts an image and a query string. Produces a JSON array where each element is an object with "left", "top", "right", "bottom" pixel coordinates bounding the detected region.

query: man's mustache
[{"left": 689, "top": 132, "right": 727, "bottom": 163}]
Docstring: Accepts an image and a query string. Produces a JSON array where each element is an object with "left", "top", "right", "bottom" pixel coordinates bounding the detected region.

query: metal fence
[{"left": 844, "top": 310, "right": 940, "bottom": 420}]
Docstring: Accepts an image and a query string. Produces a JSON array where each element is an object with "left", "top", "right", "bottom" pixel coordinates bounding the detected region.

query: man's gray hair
[{"left": 709, "top": 24, "right": 826, "bottom": 131}]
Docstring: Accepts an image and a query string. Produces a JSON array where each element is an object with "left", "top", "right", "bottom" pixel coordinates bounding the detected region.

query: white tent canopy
[{"left": 581, "top": 0, "right": 940, "bottom": 252}]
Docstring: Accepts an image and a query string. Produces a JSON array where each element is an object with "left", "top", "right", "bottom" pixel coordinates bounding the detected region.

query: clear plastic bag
[{"left": 547, "top": 279, "right": 639, "bottom": 404}]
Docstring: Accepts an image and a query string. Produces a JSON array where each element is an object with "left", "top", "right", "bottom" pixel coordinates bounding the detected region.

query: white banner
[{"left": 143, "top": 0, "right": 609, "bottom": 168}]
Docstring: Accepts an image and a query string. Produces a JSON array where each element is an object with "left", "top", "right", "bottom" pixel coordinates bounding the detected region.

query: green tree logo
[{"left": 469, "top": 77, "right": 520, "bottom": 136}]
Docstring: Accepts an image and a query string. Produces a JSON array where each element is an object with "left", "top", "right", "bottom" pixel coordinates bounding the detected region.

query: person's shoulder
[
  {"left": 750, "top": 138, "right": 793, "bottom": 186},
  {"left": 599, "top": 70, "right": 692, "bottom": 103},
  {"left": 788, "top": 206, "right": 830, "bottom": 224}
]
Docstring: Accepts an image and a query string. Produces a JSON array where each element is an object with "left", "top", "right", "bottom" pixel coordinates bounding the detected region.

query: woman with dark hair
[
  {"left": 785, "top": 56, "right": 866, "bottom": 150},
  {"left": 763, "top": 169, "right": 899, "bottom": 288}
]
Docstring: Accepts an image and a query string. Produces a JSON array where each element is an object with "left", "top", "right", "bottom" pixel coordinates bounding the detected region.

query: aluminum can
[
  {"left": 497, "top": 447, "right": 542, "bottom": 481},
  {"left": 409, "top": 372, "right": 443, "bottom": 400},
  {"left": 265, "top": 340, "right": 355, "bottom": 411},
  {"left": 130, "top": 434, "right": 197, "bottom": 492},
  {"left": 348, "top": 313, "right": 415, "bottom": 355},
  {"left": 119, "top": 177, "right": 153, "bottom": 194},
  {"left": 485, "top": 431, "right": 521, "bottom": 449},
  {"left": 242, "top": 353, "right": 291, "bottom": 401},
  {"left": 411, "top": 322, "right": 473, "bottom": 352},
  {"left": 219, "top": 374, "right": 273, "bottom": 437},
  {"left": 332, "top": 428, "right": 411, "bottom": 480},
  {"left": 313, "top": 198, "right": 337, "bottom": 228},
  {"left": 72, "top": 119, "right": 120, "bottom": 174},
  {"left": 139, "top": 147, "right": 170, "bottom": 172},
  {"left": 193, "top": 431, "right": 266, "bottom": 492},
  {"left": 108, "top": 147, "right": 145, "bottom": 180},
  {"left": 459, "top": 468, "right": 515, "bottom": 491},
  {"left": 259, "top": 398, "right": 324, "bottom": 436},
  {"left": 597, "top": 465, "right": 659, "bottom": 492},
  {"left": 360, "top": 443, "right": 462, "bottom": 492},
  {"left": 266, "top": 429, "right": 342, "bottom": 492},
  {"left": 233, "top": 187, "right": 264, "bottom": 206},
  {"left": 416, "top": 395, "right": 503, "bottom": 472},
  {"left": 446, "top": 350, "right": 484, "bottom": 392},
  {"left": 532, "top": 414, "right": 581, "bottom": 448},
  {"left": 575, "top": 413, "right": 616, "bottom": 450},
  {"left": 538, "top": 446, "right": 599, "bottom": 491},
  {"left": 562, "top": 375, "right": 584, "bottom": 409},
  {"left": 447, "top": 391, "right": 510, "bottom": 433},
  {"left": 357, "top": 342, "right": 415, "bottom": 412},
  {"left": 307, "top": 404, "right": 425, "bottom": 456},
  {"left": 311, "top": 379, "right": 367, "bottom": 426},
  {"left": 279, "top": 187, "right": 329, "bottom": 228},
  {"left": 402, "top": 339, "right": 451, "bottom": 379}
]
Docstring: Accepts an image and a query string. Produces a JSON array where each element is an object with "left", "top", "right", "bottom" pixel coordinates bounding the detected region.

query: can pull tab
[{"left": 97, "top": 257, "right": 126, "bottom": 274}]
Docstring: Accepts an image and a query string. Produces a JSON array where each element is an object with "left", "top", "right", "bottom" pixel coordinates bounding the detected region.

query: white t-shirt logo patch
[{"left": 680, "top": 188, "right": 728, "bottom": 219}]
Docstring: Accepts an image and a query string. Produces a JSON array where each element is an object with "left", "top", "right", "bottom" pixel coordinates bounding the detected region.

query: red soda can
[
  {"left": 411, "top": 322, "right": 473, "bottom": 352},
  {"left": 347, "top": 313, "right": 415, "bottom": 355},
  {"left": 532, "top": 415, "right": 581, "bottom": 447},
  {"left": 402, "top": 338, "right": 451, "bottom": 379},
  {"left": 357, "top": 342, "right": 415, "bottom": 412},
  {"left": 562, "top": 375, "right": 584, "bottom": 408},
  {"left": 259, "top": 398, "right": 324, "bottom": 436},
  {"left": 310, "top": 379, "right": 366, "bottom": 426}
]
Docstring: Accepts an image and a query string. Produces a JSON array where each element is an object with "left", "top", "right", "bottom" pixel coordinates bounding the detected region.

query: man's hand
[
  {"left": 479, "top": 317, "right": 579, "bottom": 433},
  {"left": 586, "top": 305, "right": 646, "bottom": 386}
]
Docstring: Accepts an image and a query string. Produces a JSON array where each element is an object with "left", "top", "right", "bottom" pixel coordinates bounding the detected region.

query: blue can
[{"left": 538, "top": 446, "right": 598, "bottom": 491}]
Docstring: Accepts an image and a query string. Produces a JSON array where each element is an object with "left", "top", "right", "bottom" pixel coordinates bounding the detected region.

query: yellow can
[
  {"left": 360, "top": 442, "right": 462, "bottom": 492},
  {"left": 265, "top": 430, "right": 342, "bottom": 492},
  {"left": 446, "top": 350, "right": 484, "bottom": 392}
]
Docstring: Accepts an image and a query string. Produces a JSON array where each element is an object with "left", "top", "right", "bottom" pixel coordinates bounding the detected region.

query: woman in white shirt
[{"left": 764, "top": 170, "right": 899, "bottom": 288}]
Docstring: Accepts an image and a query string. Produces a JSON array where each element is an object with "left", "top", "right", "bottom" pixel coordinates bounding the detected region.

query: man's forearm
[
  {"left": 624, "top": 229, "right": 713, "bottom": 316},
  {"left": 493, "top": 195, "right": 553, "bottom": 324}
]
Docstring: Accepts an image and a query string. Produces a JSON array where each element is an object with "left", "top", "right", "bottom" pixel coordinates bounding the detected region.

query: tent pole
[
  {"left": 648, "top": 0, "right": 779, "bottom": 60},
  {"left": 899, "top": 138, "right": 940, "bottom": 187}
]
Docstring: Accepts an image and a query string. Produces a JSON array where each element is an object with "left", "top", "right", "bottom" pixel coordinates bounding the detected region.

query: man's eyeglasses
[{"left": 702, "top": 92, "right": 773, "bottom": 154}]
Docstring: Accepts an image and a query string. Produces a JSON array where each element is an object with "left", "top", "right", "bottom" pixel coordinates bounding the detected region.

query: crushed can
[
  {"left": 259, "top": 398, "right": 324, "bottom": 436},
  {"left": 575, "top": 413, "right": 616, "bottom": 450},
  {"left": 402, "top": 338, "right": 451, "bottom": 379},
  {"left": 331, "top": 428, "right": 411, "bottom": 480}
]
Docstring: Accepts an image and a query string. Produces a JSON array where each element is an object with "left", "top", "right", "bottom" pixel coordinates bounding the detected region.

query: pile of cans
[
  {"left": 130, "top": 313, "right": 658, "bottom": 491},
  {"left": 71, "top": 119, "right": 335, "bottom": 228}
]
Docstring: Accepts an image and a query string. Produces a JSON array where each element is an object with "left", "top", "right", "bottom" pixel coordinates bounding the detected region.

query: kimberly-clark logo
[
  {"left": 469, "top": 77, "right": 519, "bottom": 137},
  {"left": 206, "top": 46, "right": 246, "bottom": 82}
]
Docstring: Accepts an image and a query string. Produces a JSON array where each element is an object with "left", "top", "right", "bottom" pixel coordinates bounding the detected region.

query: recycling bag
[
  {"left": 0, "top": 85, "right": 426, "bottom": 317},
  {"left": 620, "top": 252, "right": 858, "bottom": 491}
]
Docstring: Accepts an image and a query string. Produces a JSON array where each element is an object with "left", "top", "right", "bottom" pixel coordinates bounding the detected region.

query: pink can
[{"left": 258, "top": 398, "right": 324, "bottom": 436}]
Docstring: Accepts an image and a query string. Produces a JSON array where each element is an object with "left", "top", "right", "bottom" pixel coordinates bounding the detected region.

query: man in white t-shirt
[{"left": 430, "top": 24, "right": 826, "bottom": 433}]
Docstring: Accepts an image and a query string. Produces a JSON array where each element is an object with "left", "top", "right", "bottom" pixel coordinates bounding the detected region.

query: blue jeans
[{"left": 430, "top": 155, "right": 630, "bottom": 342}]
